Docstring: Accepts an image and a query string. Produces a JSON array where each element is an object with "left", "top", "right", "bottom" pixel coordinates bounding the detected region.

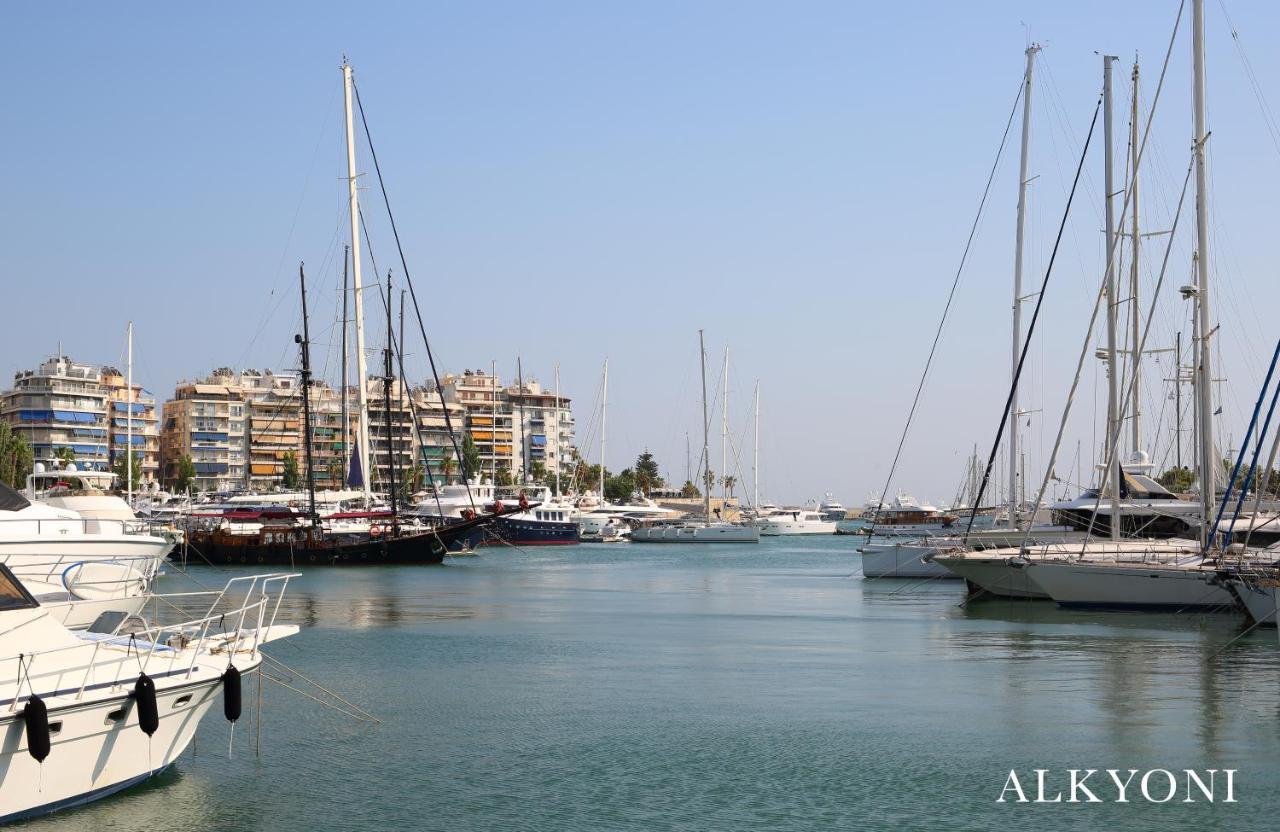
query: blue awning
[
  {"left": 72, "top": 428, "right": 107, "bottom": 438},
  {"left": 53, "top": 410, "right": 98, "bottom": 424},
  {"left": 529, "top": 435, "right": 547, "bottom": 447},
  {"left": 19, "top": 410, "right": 53, "bottom": 421},
  {"left": 194, "top": 462, "right": 229, "bottom": 474},
  {"left": 192, "top": 432, "right": 229, "bottom": 442},
  {"left": 112, "top": 402, "right": 147, "bottom": 414}
]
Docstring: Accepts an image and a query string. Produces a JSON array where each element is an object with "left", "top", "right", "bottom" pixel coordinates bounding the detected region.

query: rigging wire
[
  {"left": 865, "top": 75, "right": 1026, "bottom": 540},
  {"left": 350, "top": 75, "right": 475, "bottom": 511},
  {"left": 965, "top": 93, "right": 1103, "bottom": 537}
]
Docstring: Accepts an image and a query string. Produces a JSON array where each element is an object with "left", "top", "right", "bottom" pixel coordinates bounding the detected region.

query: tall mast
[
  {"left": 721, "top": 348, "right": 729, "bottom": 503},
  {"left": 1192, "top": 0, "right": 1216, "bottom": 544},
  {"left": 753, "top": 380, "right": 760, "bottom": 510},
  {"left": 297, "top": 264, "right": 318, "bottom": 522},
  {"left": 516, "top": 357, "right": 526, "bottom": 483},
  {"left": 1129, "top": 58, "right": 1143, "bottom": 459},
  {"left": 699, "top": 331, "right": 711, "bottom": 526},
  {"left": 1008, "top": 44, "right": 1040, "bottom": 530},
  {"left": 490, "top": 359, "right": 497, "bottom": 485},
  {"left": 554, "top": 364, "right": 561, "bottom": 496},
  {"left": 1103, "top": 54, "right": 1123, "bottom": 541},
  {"left": 383, "top": 274, "right": 398, "bottom": 519},
  {"left": 340, "top": 245, "right": 350, "bottom": 488},
  {"left": 342, "top": 60, "right": 373, "bottom": 505},
  {"left": 126, "top": 320, "right": 133, "bottom": 504},
  {"left": 600, "top": 358, "right": 608, "bottom": 500}
]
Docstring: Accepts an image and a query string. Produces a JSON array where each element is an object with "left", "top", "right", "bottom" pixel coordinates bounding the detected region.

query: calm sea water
[{"left": 17, "top": 537, "right": 1280, "bottom": 831}]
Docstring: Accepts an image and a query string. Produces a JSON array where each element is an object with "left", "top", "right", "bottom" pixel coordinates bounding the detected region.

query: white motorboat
[
  {"left": 756, "top": 508, "right": 836, "bottom": 536},
  {"left": 0, "top": 567, "right": 298, "bottom": 823},
  {"left": 0, "top": 483, "right": 170, "bottom": 628},
  {"left": 818, "top": 494, "right": 847, "bottom": 522}
]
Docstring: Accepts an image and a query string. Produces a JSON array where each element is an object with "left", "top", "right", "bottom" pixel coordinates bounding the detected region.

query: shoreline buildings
[
  {"left": 2, "top": 357, "right": 578, "bottom": 495},
  {"left": 1, "top": 356, "right": 160, "bottom": 485}
]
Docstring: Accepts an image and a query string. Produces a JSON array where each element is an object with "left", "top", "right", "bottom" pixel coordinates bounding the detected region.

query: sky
[{"left": 5, "top": 1, "right": 1280, "bottom": 506}]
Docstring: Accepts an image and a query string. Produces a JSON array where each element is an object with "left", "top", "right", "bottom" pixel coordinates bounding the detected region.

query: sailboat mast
[
  {"left": 1129, "top": 59, "right": 1143, "bottom": 458},
  {"left": 340, "top": 246, "right": 350, "bottom": 487},
  {"left": 298, "top": 264, "right": 318, "bottom": 522},
  {"left": 700, "top": 331, "right": 711, "bottom": 526},
  {"left": 1008, "top": 43, "right": 1040, "bottom": 530},
  {"left": 753, "top": 380, "right": 760, "bottom": 510},
  {"left": 1103, "top": 54, "right": 1123, "bottom": 541},
  {"left": 126, "top": 321, "right": 133, "bottom": 504},
  {"left": 722, "top": 348, "right": 729, "bottom": 503},
  {"left": 343, "top": 60, "right": 373, "bottom": 505},
  {"left": 600, "top": 359, "right": 608, "bottom": 500},
  {"left": 554, "top": 364, "right": 561, "bottom": 496},
  {"left": 1192, "top": 0, "right": 1216, "bottom": 544},
  {"left": 383, "top": 274, "right": 398, "bottom": 519}
]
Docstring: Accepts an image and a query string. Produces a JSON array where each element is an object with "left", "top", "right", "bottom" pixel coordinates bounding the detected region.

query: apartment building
[
  {"left": 101, "top": 367, "right": 160, "bottom": 485},
  {"left": 1, "top": 356, "right": 111, "bottom": 473}
]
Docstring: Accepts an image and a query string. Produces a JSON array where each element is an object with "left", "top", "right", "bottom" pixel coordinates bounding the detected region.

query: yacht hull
[
  {"left": 0, "top": 675, "right": 222, "bottom": 823},
  {"left": 1225, "top": 578, "right": 1278, "bottom": 625},
  {"left": 1026, "top": 561, "right": 1237, "bottom": 611},
  {"left": 859, "top": 543, "right": 960, "bottom": 579},
  {"left": 932, "top": 555, "right": 1048, "bottom": 598},
  {"left": 630, "top": 525, "right": 760, "bottom": 543},
  {"left": 758, "top": 521, "right": 837, "bottom": 536},
  {"left": 483, "top": 517, "right": 580, "bottom": 546}
]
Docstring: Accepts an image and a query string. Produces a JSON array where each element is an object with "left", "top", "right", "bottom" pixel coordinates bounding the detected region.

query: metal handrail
[{"left": 2, "top": 572, "right": 300, "bottom": 702}]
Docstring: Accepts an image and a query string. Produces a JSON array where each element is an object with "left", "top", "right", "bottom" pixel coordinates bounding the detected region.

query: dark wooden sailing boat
[{"left": 188, "top": 266, "right": 506, "bottom": 566}]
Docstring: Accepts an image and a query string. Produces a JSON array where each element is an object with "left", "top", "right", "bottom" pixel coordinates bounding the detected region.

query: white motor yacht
[
  {"left": 0, "top": 568, "right": 298, "bottom": 823},
  {"left": 756, "top": 508, "right": 837, "bottom": 536},
  {"left": 818, "top": 494, "right": 847, "bottom": 522}
]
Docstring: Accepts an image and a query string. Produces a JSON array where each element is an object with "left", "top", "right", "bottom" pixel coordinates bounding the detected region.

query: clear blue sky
[{"left": 6, "top": 1, "right": 1280, "bottom": 504}]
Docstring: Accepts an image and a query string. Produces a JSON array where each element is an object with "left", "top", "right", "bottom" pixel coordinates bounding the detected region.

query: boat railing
[
  {"left": 2, "top": 551, "right": 164, "bottom": 588},
  {"left": 0, "top": 515, "right": 160, "bottom": 538},
  {"left": 4, "top": 572, "right": 299, "bottom": 708}
]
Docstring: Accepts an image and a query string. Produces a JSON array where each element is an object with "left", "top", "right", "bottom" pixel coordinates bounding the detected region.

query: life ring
[
  {"left": 370, "top": 525, "right": 383, "bottom": 539},
  {"left": 519, "top": 492, "right": 529, "bottom": 511},
  {"left": 492, "top": 500, "right": 504, "bottom": 514},
  {"left": 461, "top": 508, "right": 476, "bottom": 521}
]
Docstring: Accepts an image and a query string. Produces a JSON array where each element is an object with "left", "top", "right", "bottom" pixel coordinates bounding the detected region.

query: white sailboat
[
  {"left": 631, "top": 332, "right": 758, "bottom": 544},
  {"left": 1005, "top": 2, "right": 1234, "bottom": 611}
]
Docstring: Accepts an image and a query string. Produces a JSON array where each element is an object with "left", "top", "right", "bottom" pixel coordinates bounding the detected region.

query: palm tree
[
  {"left": 441, "top": 449, "right": 457, "bottom": 484},
  {"left": 723, "top": 475, "right": 736, "bottom": 498}
]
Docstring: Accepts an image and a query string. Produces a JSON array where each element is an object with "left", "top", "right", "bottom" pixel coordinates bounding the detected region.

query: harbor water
[{"left": 18, "top": 537, "right": 1280, "bottom": 831}]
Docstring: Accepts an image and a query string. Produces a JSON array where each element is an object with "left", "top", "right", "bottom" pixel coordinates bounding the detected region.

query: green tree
[
  {"left": 402, "top": 463, "right": 424, "bottom": 499},
  {"left": 495, "top": 468, "right": 514, "bottom": 487},
  {"left": 529, "top": 461, "right": 548, "bottom": 484},
  {"left": 175, "top": 454, "right": 196, "bottom": 493},
  {"left": 634, "top": 450, "right": 663, "bottom": 496},
  {"left": 441, "top": 449, "right": 457, "bottom": 484},
  {"left": 0, "top": 424, "right": 33, "bottom": 490},
  {"left": 703, "top": 468, "right": 716, "bottom": 495},
  {"left": 328, "top": 460, "right": 343, "bottom": 487},
  {"left": 461, "top": 435, "right": 483, "bottom": 480},
  {"left": 722, "top": 475, "right": 736, "bottom": 498},
  {"left": 112, "top": 450, "right": 143, "bottom": 492},
  {"left": 605, "top": 468, "right": 637, "bottom": 502},
  {"left": 1157, "top": 466, "right": 1195, "bottom": 494},
  {"left": 680, "top": 480, "right": 700, "bottom": 498},
  {"left": 53, "top": 446, "right": 77, "bottom": 468},
  {"left": 282, "top": 451, "right": 301, "bottom": 489}
]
